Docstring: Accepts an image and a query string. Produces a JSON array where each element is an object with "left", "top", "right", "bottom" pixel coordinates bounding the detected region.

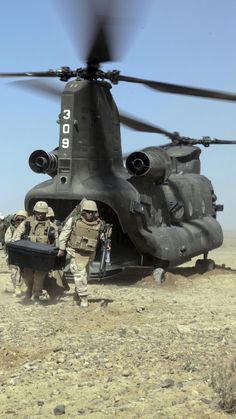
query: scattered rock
[
  {"left": 119, "top": 328, "right": 127, "bottom": 337},
  {"left": 136, "top": 306, "right": 145, "bottom": 313},
  {"left": 122, "top": 369, "right": 132, "bottom": 377},
  {"left": 200, "top": 398, "right": 211, "bottom": 405},
  {"left": 133, "top": 326, "right": 140, "bottom": 334},
  {"left": 177, "top": 324, "right": 192, "bottom": 334},
  {"left": 53, "top": 404, "right": 66, "bottom": 416},
  {"left": 160, "top": 378, "right": 175, "bottom": 388}
]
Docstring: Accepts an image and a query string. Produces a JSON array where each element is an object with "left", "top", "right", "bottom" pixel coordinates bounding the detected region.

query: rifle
[
  {"left": 63, "top": 197, "right": 88, "bottom": 227},
  {"left": 21, "top": 221, "right": 31, "bottom": 240},
  {"left": 99, "top": 224, "right": 112, "bottom": 279}
]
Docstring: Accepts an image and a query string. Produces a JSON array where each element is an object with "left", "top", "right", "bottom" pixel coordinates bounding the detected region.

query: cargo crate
[{"left": 6, "top": 240, "right": 65, "bottom": 271}]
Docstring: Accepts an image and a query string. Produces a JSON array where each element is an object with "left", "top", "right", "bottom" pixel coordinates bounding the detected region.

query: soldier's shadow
[
  {"left": 17, "top": 296, "right": 62, "bottom": 307},
  {"left": 88, "top": 297, "right": 114, "bottom": 307}
]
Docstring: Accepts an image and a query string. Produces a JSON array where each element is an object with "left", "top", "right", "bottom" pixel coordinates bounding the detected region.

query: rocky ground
[{"left": 0, "top": 233, "right": 236, "bottom": 418}]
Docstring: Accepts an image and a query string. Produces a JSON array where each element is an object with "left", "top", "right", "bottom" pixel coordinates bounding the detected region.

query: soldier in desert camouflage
[
  {"left": 14, "top": 201, "right": 57, "bottom": 303},
  {"left": 58, "top": 199, "right": 111, "bottom": 308},
  {"left": 4, "top": 210, "right": 27, "bottom": 295}
]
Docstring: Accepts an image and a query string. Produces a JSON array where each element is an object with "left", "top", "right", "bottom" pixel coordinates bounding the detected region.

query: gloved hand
[{"left": 57, "top": 249, "right": 65, "bottom": 257}]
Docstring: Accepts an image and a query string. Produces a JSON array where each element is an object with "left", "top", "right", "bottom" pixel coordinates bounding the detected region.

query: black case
[{"left": 7, "top": 240, "right": 65, "bottom": 271}]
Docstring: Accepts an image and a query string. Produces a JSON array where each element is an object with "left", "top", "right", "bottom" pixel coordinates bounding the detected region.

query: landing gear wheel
[
  {"left": 195, "top": 259, "right": 215, "bottom": 274},
  {"left": 153, "top": 267, "right": 165, "bottom": 285},
  {"left": 195, "top": 259, "right": 203, "bottom": 273},
  {"left": 205, "top": 259, "right": 215, "bottom": 271}
]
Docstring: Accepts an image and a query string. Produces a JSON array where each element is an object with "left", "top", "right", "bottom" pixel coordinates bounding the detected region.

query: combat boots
[
  {"left": 32, "top": 295, "right": 40, "bottom": 305},
  {"left": 73, "top": 291, "right": 88, "bottom": 307},
  {"left": 74, "top": 293, "right": 88, "bottom": 307},
  {"left": 14, "top": 286, "right": 23, "bottom": 297},
  {"left": 80, "top": 296, "right": 88, "bottom": 308}
]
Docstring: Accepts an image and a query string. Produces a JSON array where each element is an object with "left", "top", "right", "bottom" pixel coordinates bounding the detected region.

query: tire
[
  {"left": 153, "top": 267, "right": 165, "bottom": 285},
  {"left": 195, "top": 259, "right": 215, "bottom": 274},
  {"left": 204, "top": 259, "right": 215, "bottom": 272},
  {"left": 195, "top": 259, "right": 204, "bottom": 273}
]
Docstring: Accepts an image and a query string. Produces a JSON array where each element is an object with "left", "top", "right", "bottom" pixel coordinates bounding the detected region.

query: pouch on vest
[{"left": 79, "top": 237, "right": 97, "bottom": 252}]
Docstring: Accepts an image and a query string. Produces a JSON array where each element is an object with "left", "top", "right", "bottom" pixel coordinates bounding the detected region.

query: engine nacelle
[
  {"left": 126, "top": 147, "right": 171, "bottom": 183},
  {"left": 29, "top": 149, "right": 58, "bottom": 176}
]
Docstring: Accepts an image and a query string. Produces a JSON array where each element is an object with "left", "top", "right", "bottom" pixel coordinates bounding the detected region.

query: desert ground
[{"left": 0, "top": 232, "right": 236, "bottom": 418}]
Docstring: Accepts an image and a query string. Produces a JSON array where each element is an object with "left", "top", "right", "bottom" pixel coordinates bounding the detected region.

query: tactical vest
[
  {"left": 26, "top": 216, "right": 52, "bottom": 244},
  {"left": 68, "top": 217, "right": 102, "bottom": 252},
  {"left": 10, "top": 224, "right": 16, "bottom": 234},
  {"left": 9, "top": 224, "right": 16, "bottom": 241}
]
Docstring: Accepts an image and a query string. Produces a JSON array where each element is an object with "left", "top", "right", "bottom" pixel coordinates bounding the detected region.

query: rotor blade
[
  {"left": 119, "top": 112, "right": 236, "bottom": 146},
  {"left": 184, "top": 137, "right": 236, "bottom": 146},
  {"left": 86, "top": 17, "right": 112, "bottom": 64},
  {"left": 119, "top": 111, "right": 174, "bottom": 139},
  {"left": 87, "top": 0, "right": 152, "bottom": 64},
  {"left": 55, "top": 0, "right": 151, "bottom": 64},
  {"left": 210, "top": 138, "right": 236, "bottom": 144},
  {"left": 55, "top": 0, "right": 114, "bottom": 64},
  {"left": 55, "top": 0, "right": 93, "bottom": 62},
  {"left": 118, "top": 74, "right": 236, "bottom": 102},
  {"left": 0, "top": 70, "right": 57, "bottom": 78},
  {"left": 8, "top": 79, "right": 62, "bottom": 101}
]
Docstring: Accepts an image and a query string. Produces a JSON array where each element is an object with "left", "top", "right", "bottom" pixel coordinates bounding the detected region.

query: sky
[{"left": 0, "top": 0, "right": 236, "bottom": 230}]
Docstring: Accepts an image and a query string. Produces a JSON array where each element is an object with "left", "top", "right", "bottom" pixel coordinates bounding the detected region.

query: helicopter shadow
[
  {"left": 91, "top": 262, "right": 236, "bottom": 287},
  {"left": 90, "top": 267, "right": 154, "bottom": 287},
  {"left": 169, "top": 263, "right": 236, "bottom": 277},
  {"left": 214, "top": 263, "right": 236, "bottom": 272},
  {"left": 168, "top": 266, "right": 197, "bottom": 278}
]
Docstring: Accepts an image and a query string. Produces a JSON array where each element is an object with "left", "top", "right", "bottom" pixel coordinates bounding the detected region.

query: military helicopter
[{"left": 2, "top": 0, "right": 236, "bottom": 281}]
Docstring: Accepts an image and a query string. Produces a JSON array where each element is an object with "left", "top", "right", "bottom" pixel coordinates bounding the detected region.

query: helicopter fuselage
[{"left": 26, "top": 80, "right": 223, "bottom": 270}]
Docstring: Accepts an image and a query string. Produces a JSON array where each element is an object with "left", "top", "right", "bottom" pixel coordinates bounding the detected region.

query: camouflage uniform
[
  {"left": 5, "top": 224, "right": 21, "bottom": 290},
  {"left": 0, "top": 216, "right": 5, "bottom": 249},
  {"left": 14, "top": 204, "right": 57, "bottom": 300},
  {"left": 5, "top": 211, "right": 27, "bottom": 294},
  {"left": 5, "top": 223, "right": 16, "bottom": 244},
  {"left": 59, "top": 201, "right": 105, "bottom": 305}
]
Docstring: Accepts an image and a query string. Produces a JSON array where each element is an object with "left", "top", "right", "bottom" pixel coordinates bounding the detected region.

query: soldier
[
  {"left": 0, "top": 213, "right": 5, "bottom": 249},
  {"left": 47, "top": 206, "right": 63, "bottom": 233},
  {"left": 13, "top": 201, "right": 57, "bottom": 303},
  {"left": 46, "top": 206, "right": 70, "bottom": 296},
  {"left": 4, "top": 210, "right": 27, "bottom": 295},
  {"left": 57, "top": 199, "right": 110, "bottom": 308},
  {"left": 46, "top": 207, "right": 55, "bottom": 222},
  {"left": 5, "top": 210, "right": 27, "bottom": 244}
]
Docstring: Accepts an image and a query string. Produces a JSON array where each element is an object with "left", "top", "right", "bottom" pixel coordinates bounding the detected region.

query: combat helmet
[
  {"left": 33, "top": 201, "right": 48, "bottom": 213},
  {"left": 15, "top": 210, "right": 28, "bottom": 219},
  {"left": 82, "top": 200, "right": 98, "bottom": 212},
  {"left": 47, "top": 207, "right": 55, "bottom": 218}
]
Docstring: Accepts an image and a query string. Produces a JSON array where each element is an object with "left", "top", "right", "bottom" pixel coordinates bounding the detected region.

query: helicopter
[{"left": 2, "top": 0, "right": 236, "bottom": 281}]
